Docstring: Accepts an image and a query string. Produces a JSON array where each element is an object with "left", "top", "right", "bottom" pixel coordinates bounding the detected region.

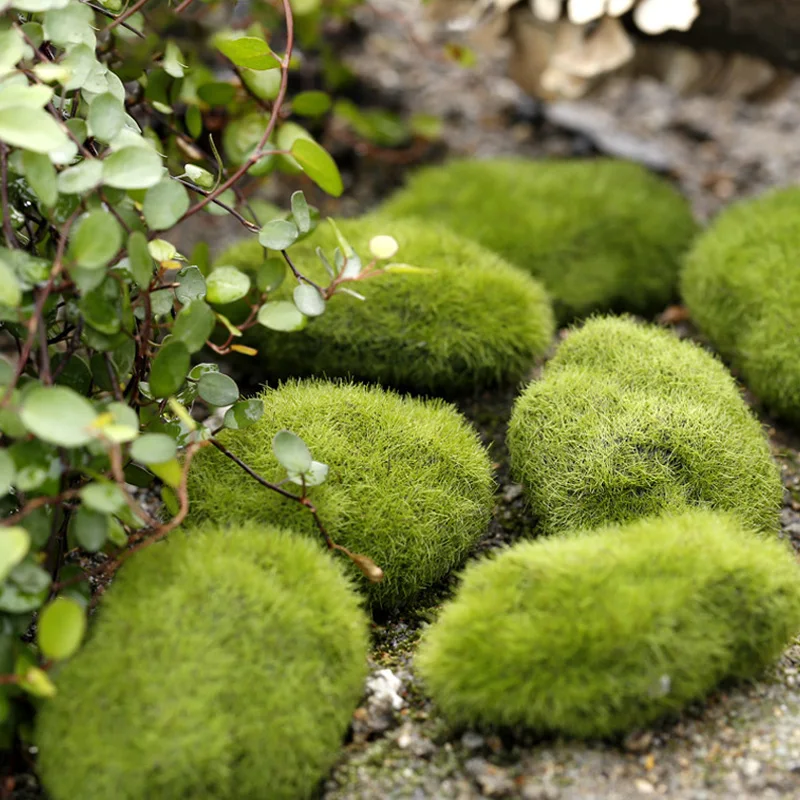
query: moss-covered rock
[
  {"left": 216, "top": 215, "right": 554, "bottom": 394},
  {"left": 417, "top": 510, "right": 800, "bottom": 739},
  {"left": 379, "top": 158, "right": 698, "bottom": 323},
  {"left": 36, "top": 524, "right": 369, "bottom": 800},
  {"left": 507, "top": 316, "right": 781, "bottom": 534},
  {"left": 681, "top": 187, "right": 800, "bottom": 423},
  {"left": 185, "top": 380, "right": 494, "bottom": 610}
]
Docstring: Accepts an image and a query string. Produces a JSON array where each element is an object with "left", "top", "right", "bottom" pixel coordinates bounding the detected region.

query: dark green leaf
[
  {"left": 172, "top": 300, "right": 215, "bottom": 353},
  {"left": 255, "top": 257, "right": 286, "bottom": 293},
  {"left": 0, "top": 449, "right": 14, "bottom": 496},
  {"left": 143, "top": 179, "right": 190, "bottom": 231},
  {"left": 258, "top": 219, "right": 298, "bottom": 251},
  {"left": 80, "top": 481, "right": 126, "bottom": 514},
  {"left": 69, "top": 506, "right": 108, "bottom": 553},
  {"left": 175, "top": 265, "right": 206, "bottom": 303},
  {"left": 185, "top": 105, "right": 202, "bottom": 139},
  {"left": 128, "top": 231, "right": 154, "bottom": 290},
  {"left": 197, "top": 372, "right": 239, "bottom": 406},
  {"left": 22, "top": 151, "right": 57, "bottom": 207},
  {"left": 292, "top": 90, "right": 331, "bottom": 117},
  {"left": 291, "top": 138, "right": 343, "bottom": 197},
  {"left": 68, "top": 210, "right": 122, "bottom": 270},
  {"left": 197, "top": 81, "right": 236, "bottom": 106},
  {"left": 149, "top": 340, "right": 190, "bottom": 398}
]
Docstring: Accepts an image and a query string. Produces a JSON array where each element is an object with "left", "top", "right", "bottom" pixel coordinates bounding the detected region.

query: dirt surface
[{"left": 11, "top": 2, "right": 800, "bottom": 798}]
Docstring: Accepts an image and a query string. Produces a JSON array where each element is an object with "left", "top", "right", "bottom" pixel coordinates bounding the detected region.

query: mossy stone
[
  {"left": 681, "top": 187, "right": 800, "bottom": 423},
  {"left": 507, "top": 316, "right": 781, "bottom": 534},
  {"left": 216, "top": 215, "right": 554, "bottom": 394},
  {"left": 417, "top": 510, "right": 800, "bottom": 739},
  {"left": 379, "top": 157, "right": 699, "bottom": 323},
  {"left": 185, "top": 380, "right": 495, "bottom": 610},
  {"left": 36, "top": 524, "right": 369, "bottom": 800}
]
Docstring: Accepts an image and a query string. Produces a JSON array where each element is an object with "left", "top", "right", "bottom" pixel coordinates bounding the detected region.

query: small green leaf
[
  {"left": 87, "top": 92, "right": 125, "bottom": 143},
  {"left": 22, "top": 151, "right": 57, "bottom": 207},
  {"left": 43, "top": 1, "right": 94, "bottom": 47},
  {"left": 205, "top": 266, "right": 250, "bottom": 305},
  {"left": 197, "top": 81, "right": 236, "bottom": 106},
  {"left": 68, "top": 210, "right": 122, "bottom": 269},
  {"left": 0, "top": 84, "right": 54, "bottom": 110},
  {"left": 288, "top": 460, "right": 329, "bottom": 487},
  {"left": 0, "top": 449, "right": 15, "bottom": 496},
  {"left": 20, "top": 386, "right": 97, "bottom": 448},
  {"left": 69, "top": 506, "right": 108, "bottom": 553},
  {"left": 172, "top": 300, "right": 215, "bottom": 353},
  {"left": 130, "top": 433, "right": 176, "bottom": 465},
  {"left": 0, "top": 258, "right": 22, "bottom": 308},
  {"left": 290, "top": 138, "right": 343, "bottom": 197},
  {"left": 143, "top": 179, "right": 190, "bottom": 231},
  {"left": 38, "top": 597, "right": 86, "bottom": 661},
  {"left": 128, "top": 231, "right": 154, "bottom": 290},
  {"left": 175, "top": 265, "right": 206, "bottom": 303},
  {"left": 255, "top": 258, "right": 286, "bottom": 293},
  {"left": 18, "top": 667, "right": 56, "bottom": 699},
  {"left": 80, "top": 481, "right": 126, "bottom": 514},
  {"left": 272, "top": 430, "right": 312, "bottom": 474},
  {"left": 215, "top": 35, "right": 281, "bottom": 70},
  {"left": 102, "top": 146, "right": 164, "bottom": 190},
  {"left": 258, "top": 219, "right": 298, "bottom": 251},
  {"left": 293, "top": 284, "right": 325, "bottom": 317},
  {"left": 291, "top": 191, "right": 310, "bottom": 234},
  {"left": 0, "top": 106, "right": 70, "bottom": 154},
  {"left": 0, "top": 29, "right": 25, "bottom": 78},
  {"left": 186, "top": 105, "right": 202, "bottom": 139},
  {"left": 197, "top": 372, "right": 239, "bottom": 406},
  {"left": 57, "top": 159, "right": 103, "bottom": 194},
  {"left": 162, "top": 40, "right": 185, "bottom": 78},
  {"left": 292, "top": 90, "right": 331, "bottom": 117},
  {"left": 149, "top": 340, "right": 190, "bottom": 398},
  {"left": 0, "top": 527, "right": 29, "bottom": 584},
  {"left": 257, "top": 301, "right": 306, "bottom": 332},
  {"left": 223, "top": 398, "right": 264, "bottom": 430},
  {"left": 185, "top": 164, "right": 214, "bottom": 189},
  {"left": 369, "top": 234, "right": 399, "bottom": 260}
]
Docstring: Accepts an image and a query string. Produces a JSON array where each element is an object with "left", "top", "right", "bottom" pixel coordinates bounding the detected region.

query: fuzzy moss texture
[
  {"left": 379, "top": 158, "right": 698, "bottom": 323},
  {"left": 508, "top": 316, "right": 782, "bottom": 534},
  {"left": 416, "top": 510, "right": 800, "bottom": 739},
  {"left": 185, "top": 380, "right": 494, "bottom": 610},
  {"left": 681, "top": 187, "right": 800, "bottom": 423},
  {"left": 36, "top": 524, "right": 369, "bottom": 800},
  {"left": 216, "top": 216, "right": 554, "bottom": 394}
]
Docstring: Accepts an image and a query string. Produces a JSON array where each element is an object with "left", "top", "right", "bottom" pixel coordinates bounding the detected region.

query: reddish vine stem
[{"left": 104, "top": 0, "right": 150, "bottom": 33}]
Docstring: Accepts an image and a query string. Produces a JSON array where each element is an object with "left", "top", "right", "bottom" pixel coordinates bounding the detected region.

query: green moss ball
[
  {"left": 379, "top": 158, "right": 698, "bottom": 323},
  {"left": 417, "top": 510, "right": 800, "bottom": 739},
  {"left": 681, "top": 187, "right": 800, "bottom": 422},
  {"left": 36, "top": 524, "right": 369, "bottom": 800},
  {"left": 185, "top": 380, "right": 494, "bottom": 610},
  {"left": 507, "top": 316, "right": 781, "bottom": 534},
  {"left": 217, "top": 215, "right": 554, "bottom": 394}
]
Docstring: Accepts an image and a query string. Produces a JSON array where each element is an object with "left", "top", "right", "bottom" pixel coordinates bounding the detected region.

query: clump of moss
[
  {"left": 217, "top": 215, "right": 554, "bottom": 394},
  {"left": 681, "top": 187, "right": 800, "bottom": 423},
  {"left": 417, "top": 509, "right": 800, "bottom": 739},
  {"left": 507, "top": 316, "right": 781, "bottom": 534},
  {"left": 379, "top": 158, "right": 698, "bottom": 323},
  {"left": 36, "top": 524, "right": 369, "bottom": 800},
  {"left": 185, "top": 380, "right": 494, "bottom": 610}
]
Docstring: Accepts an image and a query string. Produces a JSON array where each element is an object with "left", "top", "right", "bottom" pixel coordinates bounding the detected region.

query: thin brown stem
[
  {"left": 104, "top": 0, "right": 150, "bottom": 33},
  {"left": 0, "top": 143, "right": 18, "bottom": 250}
]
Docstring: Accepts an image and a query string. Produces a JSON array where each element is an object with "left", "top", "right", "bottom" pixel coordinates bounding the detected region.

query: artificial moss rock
[
  {"left": 379, "top": 157, "right": 698, "bottom": 322},
  {"left": 36, "top": 524, "right": 369, "bottom": 800},
  {"left": 185, "top": 380, "right": 494, "bottom": 610},
  {"left": 417, "top": 510, "right": 800, "bottom": 739},
  {"left": 216, "top": 215, "right": 554, "bottom": 393},
  {"left": 507, "top": 316, "right": 781, "bottom": 534},
  {"left": 681, "top": 187, "right": 800, "bottom": 422}
]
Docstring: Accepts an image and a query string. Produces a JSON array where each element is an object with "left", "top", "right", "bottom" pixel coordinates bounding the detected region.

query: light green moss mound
[
  {"left": 417, "top": 510, "right": 800, "bottom": 739},
  {"left": 379, "top": 158, "right": 698, "bottom": 323},
  {"left": 681, "top": 187, "right": 800, "bottom": 422},
  {"left": 217, "top": 215, "right": 554, "bottom": 393},
  {"left": 36, "top": 524, "right": 369, "bottom": 800},
  {"left": 507, "top": 316, "right": 781, "bottom": 534},
  {"left": 185, "top": 380, "right": 494, "bottom": 610}
]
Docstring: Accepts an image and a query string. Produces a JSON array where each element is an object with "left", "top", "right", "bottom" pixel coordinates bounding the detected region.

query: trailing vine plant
[{"left": 0, "top": 0, "right": 396, "bottom": 755}]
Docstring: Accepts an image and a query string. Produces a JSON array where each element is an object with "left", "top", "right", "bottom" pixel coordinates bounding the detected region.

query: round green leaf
[
  {"left": 68, "top": 210, "right": 122, "bottom": 269},
  {"left": 22, "top": 151, "right": 57, "bottom": 207},
  {"left": 88, "top": 92, "right": 125, "bottom": 143},
  {"left": 222, "top": 398, "right": 264, "bottom": 430},
  {"left": 20, "top": 386, "right": 97, "bottom": 448},
  {"left": 57, "top": 159, "right": 103, "bottom": 194},
  {"left": 128, "top": 231, "right": 153, "bottom": 290},
  {"left": 288, "top": 460, "right": 329, "bottom": 487},
  {"left": 43, "top": 1, "right": 94, "bottom": 47},
  {"left": 197, "top": 81, "right": 236, "bottom": 106},
  {"left": 130, "top": 433, "right": 176, "bottom": 465},
  {"left": 293, "top": 284, "right": 325, "bottom": 317},
  {"left": 69, "top": 506, "right": 108, "bottom": 553},
  {"left": 292, "top": 90, "right": 332, "bottom": 117},
  {"left": 102, "top": 146, "right": 164, "bottom": 190},
  {"left": 0, "top": 106, "right": 70, "bottom": 155},
  {"left": 0, "top": 258, "right": 21, "bottom": 308},
  {"left": 258, "top": 219, "right": 298, "bottom": 251},
  {"left": 290, "top": 138, "right": 343, "bottom": 197},
  {"left": 257, "top": 300, "right": 306, "bottom": 332},
  {"left": 172, "top": 300, "right": 215, "bottom": 353},
  {"left": 149, "top": 340, "right": 190, "bottom": 398},
  {"left": 290, "top": 190, "right": 310, "bottom": 234},
  {"left": 197, "top": 372, "right": 239, "bottom": 407},
  {"left": 37, "top": 597, "right": 86, "bottom": 661},
  {"left": 143, "top": 178, "right": 190, "bottom": 231},
  {"left": 0, "top": 527, "right": 30, "bottom": 584},
  {"left": 272, "top": 430, "right": 312, "bottom": 474},
  {"left": 255, "top": 257, "right": 286, "bottom": 293},
  {"left": 80, "top": 481, "right": 126, "bottom": 514},
  {"left": 0, "top": 448, "right": 15, "bottom": 496},
  {"left": 215, "top": 36, "right": 281, "bottom": 70},
  {"left": 205, "top": 266, "right": 250, "bottom": 305}
]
